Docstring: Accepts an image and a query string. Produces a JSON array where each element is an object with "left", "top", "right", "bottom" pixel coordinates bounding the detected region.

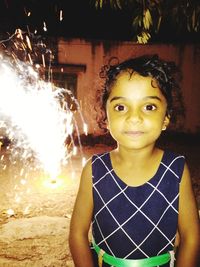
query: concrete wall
[{"left": 58, "top": 39, "right": 200, "bottom": 134}]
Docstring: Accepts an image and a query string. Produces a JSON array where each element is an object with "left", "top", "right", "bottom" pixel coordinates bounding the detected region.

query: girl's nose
[{"left": 126, "top": 108, "right": 142, "bottom": 123}]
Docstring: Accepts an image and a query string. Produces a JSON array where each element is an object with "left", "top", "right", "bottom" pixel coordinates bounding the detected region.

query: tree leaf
[
  {"left": 143, "top": 9, "right": 152, "bottom": 30},
  {"left": 192, "top": 9, "right": 196, "bottom": 29},
  {"left": 156, "top": 15, "right": 162, "bottom": 33}
]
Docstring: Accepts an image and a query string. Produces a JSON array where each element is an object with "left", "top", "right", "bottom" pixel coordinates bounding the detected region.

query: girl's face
[{"left": 106, "top": 72, "right": 170, "bottom": 151}]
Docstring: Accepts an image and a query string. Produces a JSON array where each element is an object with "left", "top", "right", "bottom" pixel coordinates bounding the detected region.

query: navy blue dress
[{"left": 91, "top": 150, "right": 185, "bottom": 267}]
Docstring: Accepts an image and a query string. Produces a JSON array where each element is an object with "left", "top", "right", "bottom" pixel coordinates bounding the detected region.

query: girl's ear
[{"left": 162, "top": 115, "right": 170, "bottom": 131}]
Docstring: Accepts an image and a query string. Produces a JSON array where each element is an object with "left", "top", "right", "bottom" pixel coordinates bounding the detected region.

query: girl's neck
[
  {"left": 110, "top": 146, "right": 164, "bottom": 186},
  {"left": 114, "top": 145, "right": 159, "bottom": 164}
]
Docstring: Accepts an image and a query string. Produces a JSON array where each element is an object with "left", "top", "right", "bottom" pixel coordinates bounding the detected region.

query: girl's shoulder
[
  {"left": 162, "top": 149, "right": 185, "bottom": 163},
  {"left": 161, "top": 149, "right": 186, "bottom": 181},
  {"left": 91, "top": 151, "right": 110, "bottom": 161},
  {"left": 91, "top": 151, "right": 112, "bottom": 178},
  {"left": 82, "top": 151, "right": 111, "bottom": 175}
]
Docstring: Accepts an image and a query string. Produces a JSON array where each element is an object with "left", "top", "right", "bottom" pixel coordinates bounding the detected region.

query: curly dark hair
[{"left": 98, "top": 54, "right": 184, "bottom": 130}]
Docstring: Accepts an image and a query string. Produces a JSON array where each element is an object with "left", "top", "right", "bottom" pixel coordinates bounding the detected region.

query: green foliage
[{"left": 91, "top": 0, "right": 200, "bottom": 43}]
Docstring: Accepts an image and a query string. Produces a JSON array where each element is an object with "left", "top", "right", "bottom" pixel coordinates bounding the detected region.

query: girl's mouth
[{"left": 124, "top": 131, "right": 144, "bottom": 137}]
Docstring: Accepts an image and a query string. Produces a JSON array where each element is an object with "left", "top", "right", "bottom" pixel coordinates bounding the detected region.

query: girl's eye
[
  {"left": 144, "top": 104, "right": 157, "bottom": 111},
  {"left": 114, "top": 104, "right": 127, "bottom": 112}
]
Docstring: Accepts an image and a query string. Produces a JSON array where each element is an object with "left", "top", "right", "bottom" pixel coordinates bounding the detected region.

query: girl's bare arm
[
  {"left": 69, "top": 159, "right": 94, "bottom": 267},
  {"left": 176, "top": 163, "right": 200, "bottom": 267}
]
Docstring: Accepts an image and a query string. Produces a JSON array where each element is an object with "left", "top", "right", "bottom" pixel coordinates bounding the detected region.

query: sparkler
[
  {"left": 0, "top": 54, "right": 87, "bottom": 195},
  {"left": 0, "top": 55, "right": 74, "bottom": 181},
  {"left": 0, "top": 26, "right": 87, "bottom": 220}
]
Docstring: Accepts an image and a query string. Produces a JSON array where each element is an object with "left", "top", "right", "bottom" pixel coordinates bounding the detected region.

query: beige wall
[{"left": 58, "top": 39, "right": 200, "bottom": 134}]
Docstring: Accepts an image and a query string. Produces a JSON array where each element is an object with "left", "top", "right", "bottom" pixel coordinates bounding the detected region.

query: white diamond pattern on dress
[{"left": 92, "top": 153, "right": 184, "bottom": 259}]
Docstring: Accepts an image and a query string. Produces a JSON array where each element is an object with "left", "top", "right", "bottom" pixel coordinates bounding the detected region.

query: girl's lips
[{"left": 124, "top": 131, "right": 144, "bottom": 137}]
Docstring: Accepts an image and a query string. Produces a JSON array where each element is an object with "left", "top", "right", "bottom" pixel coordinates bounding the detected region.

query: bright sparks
[
  {"left": 0, "top": 54, "right": 75, "bottom": 180},
  {"left": 60, "top": 10, "right": 63, "bottom": 21},
  {"left": 7, "top": 208, "right": 15, "bottom": 216}
]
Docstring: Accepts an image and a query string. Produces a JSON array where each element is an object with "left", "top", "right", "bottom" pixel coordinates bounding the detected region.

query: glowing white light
[
  {"left": 15, "top": 196, "right": 21, "bottom": 203},
  {"left": 82, "top": 157, "right": 87, "bottom": 167},
  {"left": 15, "top": 29, "right": 23, "bottom": 39},
  {"left": 26, "top": 35, "right": 32, "bottom": 51},
  {"left": 60, "top": 10, "right": 63, "bottom": 21},
  {"left": 42, "top": 54, "right": 45, "bottom": 67},
  {"left": 20, "top": 179, "right": 26, "bottom": 185},
  {"left": 20, "top": 168, "right": 24, "bottom": 176},
  {"left": 0, "top": 42, "right": 88, "bottom": 193},
  {"left": 7, "top": 208, "right": 15, "bottom": 216},
  {"left": 44, "top": 177, "right": 63, "bottom": 189},
  {"left": 83, "top": 123, "right": 88, "bottom": 135},
  {"left": 73, "top": 146, "right": 77, "bottom": 156},
  {"left": 0, "top": 56, "right": 71, "bottom": 179},
  {"left": 43, "top": 21, "right": 47, "bottom": 32}
]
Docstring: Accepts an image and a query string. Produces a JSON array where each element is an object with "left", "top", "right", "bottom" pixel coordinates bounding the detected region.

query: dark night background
[{"left": 0, "top": 0, "right": 199, "bottom": 43}]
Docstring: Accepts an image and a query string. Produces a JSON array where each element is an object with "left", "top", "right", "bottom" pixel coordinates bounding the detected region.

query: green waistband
[{"left": 92, "top": 241, "right": 171, "bottom": 267}]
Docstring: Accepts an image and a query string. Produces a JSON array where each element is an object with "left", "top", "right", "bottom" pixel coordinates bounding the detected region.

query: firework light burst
[
  {"left": 0, "top": 56, "right": 64, "bottom": 178},
  {"left": 0, "top": 5, "right": 89, "bottom": 233},
  {"left": 0, "top": 51, "right": 86, "bottom": 185}
]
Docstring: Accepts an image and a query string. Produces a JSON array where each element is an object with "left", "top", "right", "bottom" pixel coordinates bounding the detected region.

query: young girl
[{"left": 69, "top": 54, "right": 200, "bottom": 267}]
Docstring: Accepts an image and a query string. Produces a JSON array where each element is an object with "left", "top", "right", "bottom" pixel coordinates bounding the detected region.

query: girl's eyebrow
[
  {"left": 109, "top": 96, "right": 126, "bottom": 102},
  {"left": 109, "top": 96, "right": 162, "bottom": 102}
]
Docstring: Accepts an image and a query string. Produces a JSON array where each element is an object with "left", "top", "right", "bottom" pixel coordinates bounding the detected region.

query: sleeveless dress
[{"left": 91, "top": 150, "right": 185, "bottom": 267}]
